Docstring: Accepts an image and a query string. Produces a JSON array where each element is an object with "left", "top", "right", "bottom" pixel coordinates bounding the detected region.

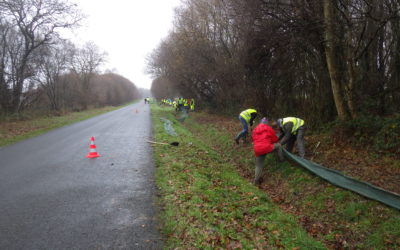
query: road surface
[{"left": 0, "top": 103, "right": 162, "bottom": 249}]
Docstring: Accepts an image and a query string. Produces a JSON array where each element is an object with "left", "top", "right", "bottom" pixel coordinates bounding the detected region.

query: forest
[
  {"left": 148, "top": 3, "right": 400, "bottom": 246},
  {"left": 0, "top": 0, "right": 140, "bottom": 115},
  {"left": 148, "top": 0, "right": 400, "bottom": 128}
]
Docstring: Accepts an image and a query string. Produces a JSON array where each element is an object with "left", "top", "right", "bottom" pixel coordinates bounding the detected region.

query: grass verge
[
  {"left": 186, "top": 111, "right": 400, "bottom": 249},
  {"left": 0, "top": 103, "right": 133, "bottom": 147},
  {"left": 151, "top": 105, "right": 325, "bottom": 249}
]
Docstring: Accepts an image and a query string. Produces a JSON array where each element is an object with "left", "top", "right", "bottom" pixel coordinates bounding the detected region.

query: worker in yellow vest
[
  {"left": 277, "top": 117, "right": 306, "bottom": 158},
  {"left": 190, "top": 98, "right": 195, "bottom": 111},
  {"left": 177, "top": 97, "right": 183, "bottom": 111},
  {"left": 183, "top": 98, "right": 189, "bottom": 110},
  {"left": 173, "top": 100, "right": 177, "bottom": 111},
  {"left": 235, "top": 109, "right": 258, "bottom": 145}
]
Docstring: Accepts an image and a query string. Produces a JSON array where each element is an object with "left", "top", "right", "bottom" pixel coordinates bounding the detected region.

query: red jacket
[{"left": 252, "top": 123, "right": 278, "bottom": 157}]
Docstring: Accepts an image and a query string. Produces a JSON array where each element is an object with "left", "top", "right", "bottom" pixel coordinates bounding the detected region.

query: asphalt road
[{"left": 0, "top": 102, "right": 162, "bottom": 249}]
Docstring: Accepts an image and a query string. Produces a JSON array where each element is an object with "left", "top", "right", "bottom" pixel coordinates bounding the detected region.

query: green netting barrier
[
  {"left": 160, "top": 117, "right": 177, "bottom": 136},
  {"left": 283, "top": 149, "right": 400, "bottom": 210},
  {"left": 178, "top": 109, "right": 188, "bottom": 122}
]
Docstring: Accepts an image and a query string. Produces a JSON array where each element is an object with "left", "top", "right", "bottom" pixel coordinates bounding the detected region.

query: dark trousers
[
  {"left": 254, "top": 144, "right": 280, "bottom": 184},
  {"left": 285, "top": 125, "right": 305, "bottom": 158}
]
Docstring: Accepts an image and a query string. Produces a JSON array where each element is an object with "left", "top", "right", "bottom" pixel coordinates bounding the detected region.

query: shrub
[{"left": 332, "top": 114, "right": 400, "bottom": 157}]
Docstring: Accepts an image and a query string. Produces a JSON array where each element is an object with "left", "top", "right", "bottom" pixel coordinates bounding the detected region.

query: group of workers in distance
[
  {"left": 160, "top": 97, "right": 195, "bottom": 112},
  {"left": 144, "top": 97, "right": 151, "bottom": 104},
  {"left": 235, "top": 109, "right": 305, "bottom": 185}
]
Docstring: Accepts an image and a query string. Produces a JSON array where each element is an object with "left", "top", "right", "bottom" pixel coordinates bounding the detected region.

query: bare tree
[
  {"left": 148, "top": 0, "right": 400, "bottom": 123},
  {"left": 0, "top": 18, "right": 12, "bottom": 112},
  {"left": 71, "top": 41, "right": 107, "bottom": 110},
  {"left": 0, "top": 0, "right": 82, "bottom": 112},
  {"left": 323, "top": 0, "right": 351, "bottom": 120},
  {"left": 35, "top": 40, "right": 75, "bottom": 111}
]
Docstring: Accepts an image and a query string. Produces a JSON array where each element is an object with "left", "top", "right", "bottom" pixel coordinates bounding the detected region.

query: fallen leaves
[
  {"left": 307, "top": 134, "right": 400, "bottom": 194},
  {"left": 155, "top": 110, "right": 400, "bottom": 249},
  {"left": 226, "top": 240, "right": 243, "bottom": 249}
]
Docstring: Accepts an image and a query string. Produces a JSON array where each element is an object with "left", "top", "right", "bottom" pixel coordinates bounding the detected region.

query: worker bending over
[
  {"left": 235, "top": 109, "right": 257, "bottom": 145},
  {"left": 277, "top": 117, "right": 306, "bottom": 158},
  {"left": 252, "top": 118, "right": 280, "bottom": 185}
]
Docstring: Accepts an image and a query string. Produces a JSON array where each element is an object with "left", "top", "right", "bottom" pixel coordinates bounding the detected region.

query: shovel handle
[{"left": 147, "top": 140, "right": 169, "bottom": 145}]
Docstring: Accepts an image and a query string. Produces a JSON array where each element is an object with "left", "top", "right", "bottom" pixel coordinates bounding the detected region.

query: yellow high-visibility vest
[
  {"left": 190, "top": 99, "right": 195, "bottom": 110},
  {"left": 240, "top": 109, "right": 257, "bottom": 124},
  {"left": 282, "top": 117, "right": 304, "bottom": 134}
]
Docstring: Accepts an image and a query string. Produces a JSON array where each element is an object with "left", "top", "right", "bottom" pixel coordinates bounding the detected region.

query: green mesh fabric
[
  {"left": 178, "top": 109, "right": 188, "bottom": 122},
  {"left": 283, "top": 149, "right": 400, "bottom": 210},
  {"left": 160, "top": 117, "right": 177, "bottom": 136}
]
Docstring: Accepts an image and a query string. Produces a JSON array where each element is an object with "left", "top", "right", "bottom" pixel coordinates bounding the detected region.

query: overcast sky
[{"left": 64, "top": 0, "right": 182, "bottom": 89}]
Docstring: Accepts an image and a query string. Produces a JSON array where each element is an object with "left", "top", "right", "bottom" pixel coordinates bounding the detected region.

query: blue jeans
[{"left": 235, "top": 116, "right": 248, "bottom": 141}]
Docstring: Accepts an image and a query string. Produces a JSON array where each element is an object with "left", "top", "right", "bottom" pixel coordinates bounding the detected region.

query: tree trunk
[
  {"left": 344, "top": 11, "right": 357, "bottom": 119},
  {"left": 323, "top": 0, "right": 350, "bottom": 120}
]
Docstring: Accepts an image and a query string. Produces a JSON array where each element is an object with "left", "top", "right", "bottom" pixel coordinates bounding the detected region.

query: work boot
[
  {"left": 235, "top": 135, "right": 240, "bottom": 145},
  {"left": 254, "top": 177, "right": 263, "bottom": 186}
]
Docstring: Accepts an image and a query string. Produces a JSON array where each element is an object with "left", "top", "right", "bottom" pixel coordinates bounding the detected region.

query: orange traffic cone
[{"left": 86, "top": 136, "right": 100, "bottom": 158}]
